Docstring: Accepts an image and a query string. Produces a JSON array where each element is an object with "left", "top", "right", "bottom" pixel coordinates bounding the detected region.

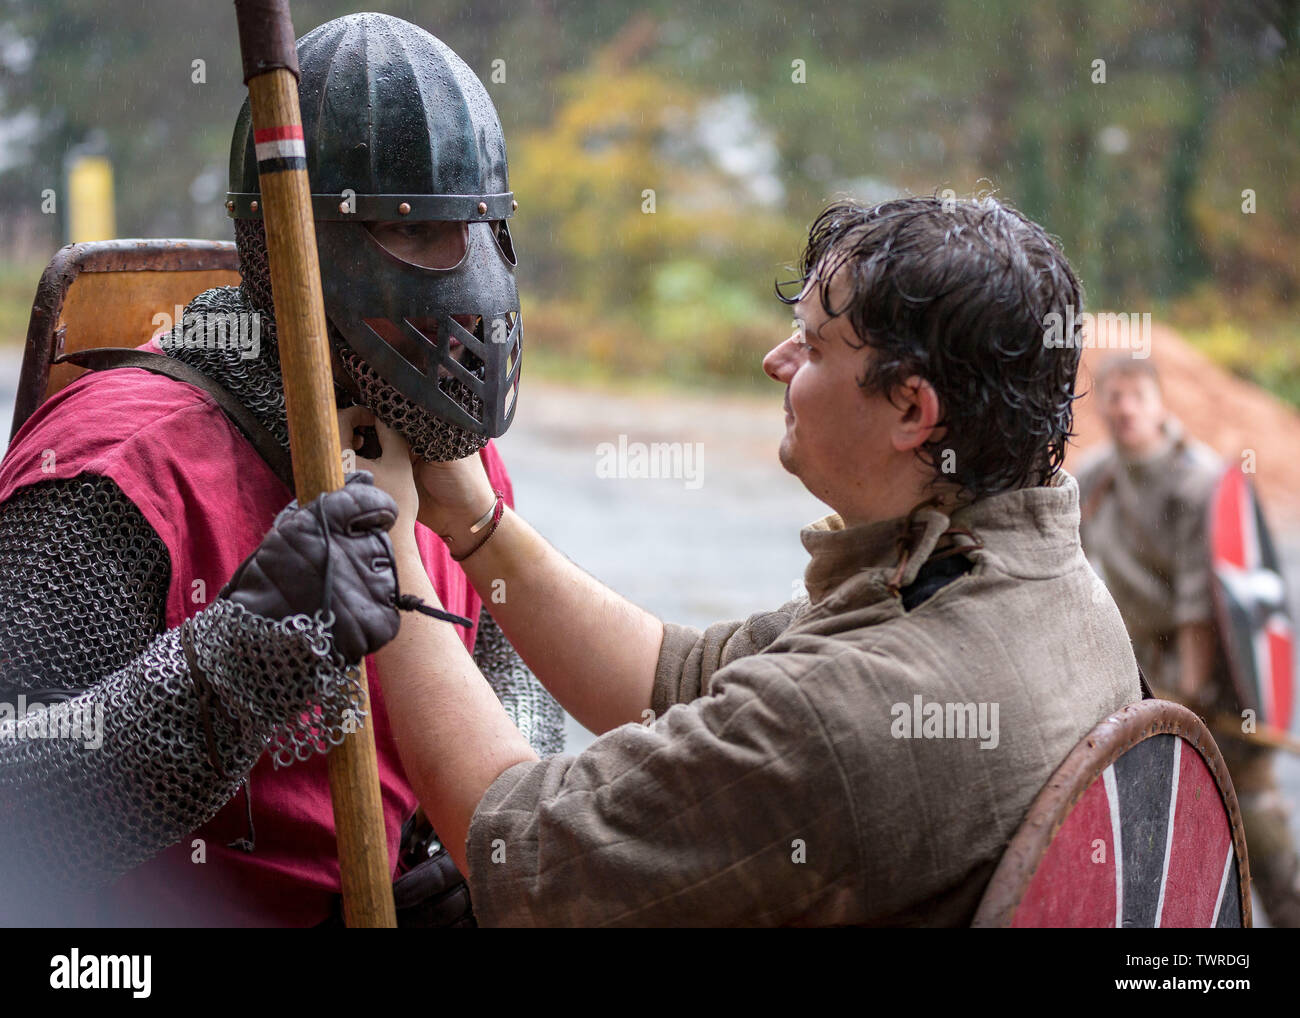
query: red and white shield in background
[{"left": 1209, "top": 466, "right": 1295, "bottom": 732}]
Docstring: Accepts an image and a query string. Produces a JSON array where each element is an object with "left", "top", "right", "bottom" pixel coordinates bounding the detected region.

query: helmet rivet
[
  {"left": 225, "top": 200, "right": 235, "bottom": 213},
  {"left": 398, "top": 202, "right": 411, "bottom": 215},
  {"left": 249, "top": 199, "right": 259, "bottom": 213},
  {"left": 338, "top": 200, "right": 350, "bottom": 214},
  {"left": 511, "top": 199, "right": 519, "bottom": 211},
  {"left": 477, "top": 201, "right": 488, "bottom": 215}
]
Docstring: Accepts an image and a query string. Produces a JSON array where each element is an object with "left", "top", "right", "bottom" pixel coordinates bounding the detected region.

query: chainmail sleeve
[
  {"left": 472, "top": 608, "right": 566, "bottom": 757},
  {"left": 0, "top": 475, "right": 367, "bottom": 888},
  {"left": 0, "top": 475, "right": 169, "bottom": 695}
]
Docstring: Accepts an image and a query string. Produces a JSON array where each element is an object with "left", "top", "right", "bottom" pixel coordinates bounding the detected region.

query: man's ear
[{"left": 891, "top": 375, "right": 944, "bottom": 453}]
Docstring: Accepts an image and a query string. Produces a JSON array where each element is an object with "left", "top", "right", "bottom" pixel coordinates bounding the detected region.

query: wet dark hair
[{"left": 777, "top": 193, "right": 1085, "bottom": 499}]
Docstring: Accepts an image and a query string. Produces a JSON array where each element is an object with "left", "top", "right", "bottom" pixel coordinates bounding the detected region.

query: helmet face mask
[
  {"left": 226, "top": 13, "right": 521, "bottom": 454},
  {"left": 316, "top": 212, "right": 521, "bottom": 438}
]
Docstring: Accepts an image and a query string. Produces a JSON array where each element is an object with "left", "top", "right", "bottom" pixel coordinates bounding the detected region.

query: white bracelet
[{"left": 468, "top": 496, "right": 499, "bottom": 535}]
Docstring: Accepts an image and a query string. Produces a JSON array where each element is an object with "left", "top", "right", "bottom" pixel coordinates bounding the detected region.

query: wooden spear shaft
[{"left": 233, "top": 0, "right": 396, "bottom": 928}]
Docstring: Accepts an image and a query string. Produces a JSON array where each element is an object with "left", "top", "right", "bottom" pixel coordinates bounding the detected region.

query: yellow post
[{"left": 65, "top": 154, "right": 116, "bottom": 243}]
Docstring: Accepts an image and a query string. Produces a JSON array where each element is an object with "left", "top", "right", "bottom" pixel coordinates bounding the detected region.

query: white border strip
[
  {"left": 1212, "top": 844, "right": 1234, "bottom": 927},
  {"left": 1103, "top": 764, "right": 1124, "bottom": 928},
  {"left": 1255, "top": 625, "right": 1276, "bottom": 722}
]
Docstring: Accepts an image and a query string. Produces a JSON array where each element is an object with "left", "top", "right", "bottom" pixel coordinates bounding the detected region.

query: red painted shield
[
  {"left": 972, "top": 701, "right": 1250, "bottom": 928},
  {"left": 1209, "top": 466, "right": 1295, "bottom": 732}
]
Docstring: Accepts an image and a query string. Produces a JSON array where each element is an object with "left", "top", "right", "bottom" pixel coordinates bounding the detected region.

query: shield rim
[{"left": 971, "top": 699, "right": 1251, "bottom": 928}]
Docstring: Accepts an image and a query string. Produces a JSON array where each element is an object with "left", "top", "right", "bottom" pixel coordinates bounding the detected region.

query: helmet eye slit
[
  {"left": 491, "top": 220, "right": 517, "bottom": 266},
  {"left": 365, "top": 220, "right": 469, "bottom": 270}
]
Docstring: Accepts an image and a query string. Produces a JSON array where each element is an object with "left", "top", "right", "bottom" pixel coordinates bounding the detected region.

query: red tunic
[{"left": 0, "top": 348, "right": 513, "bottom": 926}]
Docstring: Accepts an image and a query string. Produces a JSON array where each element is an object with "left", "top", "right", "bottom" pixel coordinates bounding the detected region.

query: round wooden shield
[
  {"left": 972, "top": 700, "right": 1250, "bottom": 928},
  {"left": 1209, "top": 465, "right": 1294, "bottom": 732}
]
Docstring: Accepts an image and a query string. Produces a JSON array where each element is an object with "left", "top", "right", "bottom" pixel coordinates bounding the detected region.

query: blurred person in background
[{"left": 1077, "top": 356, "right": 1300, "bottom": 926}]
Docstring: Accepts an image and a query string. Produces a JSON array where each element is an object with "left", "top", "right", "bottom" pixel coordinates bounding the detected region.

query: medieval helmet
[{"left": 226, "top": 13, "right": 521, "bottom": 460}]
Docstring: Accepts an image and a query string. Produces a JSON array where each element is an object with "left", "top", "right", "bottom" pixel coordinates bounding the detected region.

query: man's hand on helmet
[
  {"left": 336, "top": 399, "right": 495, "bottom": 549},
  {"left": 220, "top": 474, "right": 402, "bottom": 664}
]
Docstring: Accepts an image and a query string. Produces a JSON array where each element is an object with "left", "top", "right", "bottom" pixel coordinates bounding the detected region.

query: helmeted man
[
  {"left": 0, "top": 12, "right": 562, "bottom": 926},
  {"left": 1076, "top": 355, "right": 1300, "bottom": 927}
]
